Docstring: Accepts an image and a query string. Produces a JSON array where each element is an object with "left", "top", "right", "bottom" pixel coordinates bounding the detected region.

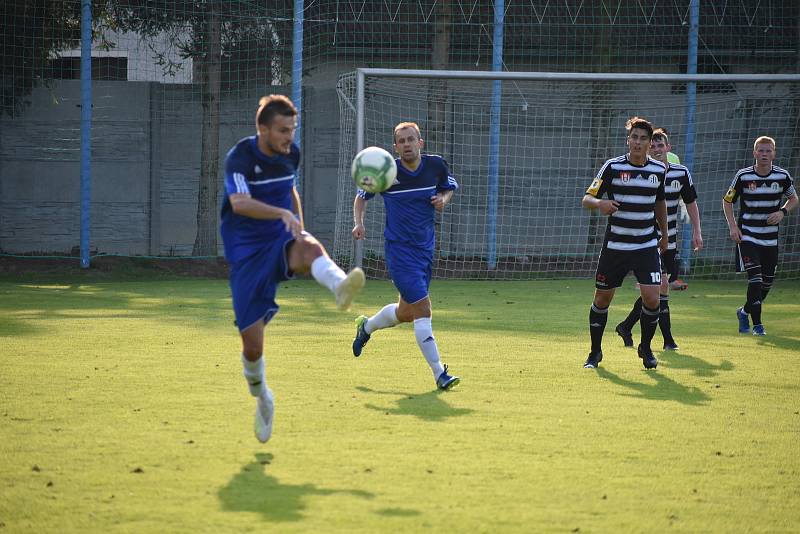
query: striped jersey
[
  {"left": 358, "top": 154, "right": 458, "bottom": 251},
  {"left": 724, "top": 165, "right": 795, "bottom": 247},
  {"left": 220, "top": 136, "right": 299, "bottom": 263},
  {"left": 586, "top": 154, "right": 666, "bottom": 251},
  {"left": 661, "top": 164, "right": 698, "bottom": 250}
]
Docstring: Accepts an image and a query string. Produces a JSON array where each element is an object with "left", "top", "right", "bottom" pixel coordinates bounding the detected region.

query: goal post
[{"left": 334, "top": 68, "right": 800, "bottom": 281}]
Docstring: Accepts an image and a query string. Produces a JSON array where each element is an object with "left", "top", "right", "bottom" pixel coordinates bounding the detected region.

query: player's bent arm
[
  {"left": 291, "top": 187, "right": 305, "bottom": 231},
  {"left": 686, "top": 201, "right": 703, "bottom": 251},
  {"left": 581, "top": 194, "right": 599, "bottom": 210},
  {"left": 229, "top": 193, "right": 302, "bottom": 237},
  {"left": 353, "top": 195, "right": 368, "bottom": 240}
]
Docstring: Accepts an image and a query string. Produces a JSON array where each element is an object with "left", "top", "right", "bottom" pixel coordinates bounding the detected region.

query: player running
[{"left": 351, "top": 122, "right": 460, "bottom": 390}]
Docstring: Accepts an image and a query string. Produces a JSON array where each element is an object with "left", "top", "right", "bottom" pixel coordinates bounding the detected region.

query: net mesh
[
  {"left": 334, "top": 72, "right": 800, "bottom": 280},
  {"left": 0, "top": 1, "right": 798, "bottom": 260}
]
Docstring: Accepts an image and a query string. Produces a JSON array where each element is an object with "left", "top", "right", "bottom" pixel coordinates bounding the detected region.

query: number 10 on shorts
[{"left": 650, "top": 272, "right": 661, "bottom": 283}]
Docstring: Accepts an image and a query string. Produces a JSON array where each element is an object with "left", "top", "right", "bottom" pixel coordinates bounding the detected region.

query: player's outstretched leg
[
  {"left": 335, "top": 267, "right": 365, "bottom": 311},
  {"left": 352, "top": 303, "right": 400, "bottom": 357}
]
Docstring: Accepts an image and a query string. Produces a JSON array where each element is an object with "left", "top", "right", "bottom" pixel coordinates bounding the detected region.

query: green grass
[{"left": 1, "top": 276, "right": 799, "bottom": 533}]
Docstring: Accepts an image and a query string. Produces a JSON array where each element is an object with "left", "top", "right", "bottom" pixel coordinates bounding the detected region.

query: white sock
[
  {"left": 241, "top": 354, "right": 267, "bottom": 397},
  {"left": 413, "top": 317, "right": 444, "bottom": 378},
  {"left": 311, "top": 255, "right": 346, "bottom": 293},
  {"left": 365, "top": 303, "right": 400, "bottom": 335}
]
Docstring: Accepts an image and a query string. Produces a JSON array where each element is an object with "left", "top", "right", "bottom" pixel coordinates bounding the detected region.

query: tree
[{"left": 1, "top": 0, "right": 292, "bottom": 256}]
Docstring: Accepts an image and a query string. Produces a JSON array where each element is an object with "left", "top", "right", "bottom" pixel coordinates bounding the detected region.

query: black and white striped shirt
[
  {"left": 586, "top": 155, "right": 666, "bottom": 251},
  {"left": 724, "top": 165, "right": 795, "bottom": 247},
  {"left": 660, "top": 164, "right": 698, "bottom": 250}
]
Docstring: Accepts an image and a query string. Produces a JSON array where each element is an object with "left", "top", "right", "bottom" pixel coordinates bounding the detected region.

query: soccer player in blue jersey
[
  {"left": 581, "top": 117, "right": 669, "bottom": 369},
  {"left": 615, "top": 128, "right": 703, "bottom": 351},
  {"left": 723, "top": 136, "right": 797, "bottom": 336},
  {"left": 350, "top": 122, "right": 460, "bottom": 390},
  {"left": 221, "top": 95, "right": 365, "bottom": 443}
]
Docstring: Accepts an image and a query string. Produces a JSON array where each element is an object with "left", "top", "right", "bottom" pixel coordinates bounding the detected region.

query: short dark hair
[
  {"left": 652, "top": 128, "right": 670, "bottom": 145},
  {"left": 625, "top": 116, "right": 654, "bottom": 139},
  {"left": 256, "top": 95, "right": 297, "bottom": 126}
]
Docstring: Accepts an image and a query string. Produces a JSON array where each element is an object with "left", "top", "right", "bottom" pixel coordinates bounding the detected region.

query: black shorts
[
  {"left": 736, "top": 241, "right": 778, "bottom": 277},
  {"left": 595, "top": 247, "right": 662, "bottom": 290},
  {"left": 661, "top": 249, "right": 679, "bottom": 282}
]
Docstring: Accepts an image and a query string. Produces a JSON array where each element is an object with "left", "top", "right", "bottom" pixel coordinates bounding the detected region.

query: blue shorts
[
  {"left": 386, "top": 240, "right": 432, "bottom": 304},
  {"left": 228, "top": 231, "right": 295, "bottom": 331}
]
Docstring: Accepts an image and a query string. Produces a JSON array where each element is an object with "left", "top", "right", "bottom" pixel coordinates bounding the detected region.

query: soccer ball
[{"left": 351, "top": 146, "right": 397, "bottom": 193}]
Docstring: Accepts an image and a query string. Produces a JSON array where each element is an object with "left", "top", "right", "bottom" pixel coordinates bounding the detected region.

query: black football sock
[
  {"left": 658, "top": 294, "right": 674, "bottom": 342},
  {"left": 621, "top": 297, "right": 642, "bottom": 331},
  {"left": 589, "top": 303, "right": 608, "bottom": 354},
  {"left": 639, "top": 305, "right": 660, "bottom": 351}
]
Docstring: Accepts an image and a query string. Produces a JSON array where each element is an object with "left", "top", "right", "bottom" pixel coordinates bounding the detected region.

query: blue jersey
[
  {"left": 220, "top": 136, "right": 299, "bottom": 264},
  {"left": 358, "top": 154, "right": 458, "bottom": 250}
]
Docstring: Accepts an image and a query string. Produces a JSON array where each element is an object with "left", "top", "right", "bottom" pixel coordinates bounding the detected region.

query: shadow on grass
[
  {"left": 218, "top": 453, "right": 374, "bottom": 522},
  {"left": 658, "top": 350, "right": 735, "bottom": 377},
  {"left": 754, "top": 333, "right": 800, "bottom": 354},
  {"left": 356, "top": 386, "right": 474, "bottom": 422},
  {"left": 596, "top": 367, "right": 711, "bottom": 406}
]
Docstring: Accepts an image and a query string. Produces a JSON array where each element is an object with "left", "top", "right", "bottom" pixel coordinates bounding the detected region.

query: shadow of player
[
  {"left": 657, "top": 349, "right": 734, "bottom": 377},
  {"left": 356, "top": 386, "right": 474, "bottom": 422},
  {"left": 218, "top": 453, "right": 374, "bottom": 522},
  {"left": 596, "top": 367, "right": 711, "bottom": 406}
]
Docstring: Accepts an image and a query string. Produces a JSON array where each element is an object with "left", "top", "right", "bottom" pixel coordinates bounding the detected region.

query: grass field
[{"left": 1, "top": 273, "right": 799, "bottom": 533}]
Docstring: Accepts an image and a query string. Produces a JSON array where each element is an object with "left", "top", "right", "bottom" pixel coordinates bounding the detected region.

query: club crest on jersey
[
  {"left": 254, "top": 165, "right": 263, "bottom": 174},
  {"left": 620, "top": 172, "right": 631, "bottom": 182},
  {"left": 671, "top": 180, "right": 681, "bottom": 190},
  {"left": 747, "top": 181, "right": 757, "bottom": 190},
  {"left": 771, "top": 182, "right": 781, "bottom": 191},
  {"left": 649, "top": 174, "right": 658, "bottom": 184}
]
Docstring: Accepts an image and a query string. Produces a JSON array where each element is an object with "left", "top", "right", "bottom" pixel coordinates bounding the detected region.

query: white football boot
[
  {"left": 254, "top": 387, "right": 275, "bottom": 443},
  {"left": 335, "top": 267, "right": 365, "bottom": 311}
]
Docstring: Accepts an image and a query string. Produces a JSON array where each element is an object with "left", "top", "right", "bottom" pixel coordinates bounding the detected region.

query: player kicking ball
[
  {"left": 220, "top": 95, "right": 365, "bottom": 443},
  {"left": 351, "top": 122, "right": 459, "bottom": 391}
]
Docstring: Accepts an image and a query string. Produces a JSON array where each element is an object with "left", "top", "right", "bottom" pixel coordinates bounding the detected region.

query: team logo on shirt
[
  {"left": 620, "top": 172, "right": 631, "bottom": 182},
  {"left": 649, "top": 174, "right": 658, "bottom": 184},
  {"left": 771, "top": 182, "right": 781, "bottom": 191},
  {"left": 747, "top": 182, "right": 757, "bottom": 190},
  {"left": 254, "top": 165, "right": 263, "bottom": 174},
  {"left": 671, "top": 180, "right": 681, "bottom": 190}
]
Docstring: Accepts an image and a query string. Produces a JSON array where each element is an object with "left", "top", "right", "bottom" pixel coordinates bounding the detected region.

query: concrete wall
[{"left": 0, "top": 80, "right": 343, "bottom": 256}]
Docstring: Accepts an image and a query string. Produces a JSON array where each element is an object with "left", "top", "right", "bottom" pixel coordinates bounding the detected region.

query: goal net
[{"left": 334, "top": 69, "right": 800, "bottom": 281}]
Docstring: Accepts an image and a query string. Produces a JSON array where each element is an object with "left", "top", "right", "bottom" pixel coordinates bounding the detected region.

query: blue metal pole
[
  {"left": 80, "top": 0, "right": 92, "bottom": 268},
  {"left": 292, "top": 0, "right": 303, "bottom": 151},
  {"left": 488, "top": 0, "right": 504, "bottom": 269},
  {"left": 680, "top": 0, "right": 699, "bottom": 274}
]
